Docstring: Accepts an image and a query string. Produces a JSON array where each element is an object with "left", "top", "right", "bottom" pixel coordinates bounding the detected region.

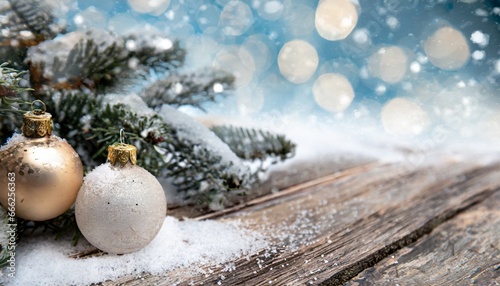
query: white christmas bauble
[{"left": 75, "top": 162, "right": 166, "bottom": 254}]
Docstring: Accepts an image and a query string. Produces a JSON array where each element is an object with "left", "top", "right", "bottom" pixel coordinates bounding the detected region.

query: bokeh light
[
  {"left": 278, "top": 40, "right": 319, "bottom": 84},
  {"left": 107, "top": 14, "right": 140, "bottom": 35},
  {"left": 315, "top": 0, "right": 358, "bottom": 41},
  {"left": 185, "top": 35, "right": 220, "bottom": 68},
  {"left": 423, "top": 26, "right": 470, "bottom": 71},
  {"left": 127, "top": 0, "right": 171, "bottom": 15},
  {"left": 242, "top": 34, "right": 275, "bottom": 72},
  {"left": 282, "top": 1, "right": 315, "bottom": 37},
  {"left": 219, "top": 1, "right": 253, "bottom": 36},
  {"left": 255, "top": 0, "right": 284, "bottom": 21},
  {"left": 196, "top": 5, "right": 221, "bottom": 32},
  {"left": 312, "top": 73, "right": 355, "bottom": 113},
  {"left": 64, "top": 0, "right": 500, "bottom": 143},
  {"left": 367, "top": 46, "right": 408, "bottom": 84},
  {"left": 318, "top": 58, "right": 359, "bottom": 87},
  {"left": 213, "top": 45, "right": 256, "bottom": 87},
  {"left": 381, "top": 98, "right": 430, "bottom": 137},
  {"left": 74, "top": 7, "right": 107, "bottom": 30}
]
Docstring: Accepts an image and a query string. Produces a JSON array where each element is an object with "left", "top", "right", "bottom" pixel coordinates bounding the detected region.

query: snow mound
[{"left": 3, "top": 217, "right": 266, "bottom": 286}]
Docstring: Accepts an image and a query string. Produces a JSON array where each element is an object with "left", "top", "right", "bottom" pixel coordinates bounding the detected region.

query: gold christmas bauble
[
  {"left": 75, "top": 143, "right": 166, "bottom": 254},
  {"left": 0, "top": 103, "right": 83, "bottom": 221}
]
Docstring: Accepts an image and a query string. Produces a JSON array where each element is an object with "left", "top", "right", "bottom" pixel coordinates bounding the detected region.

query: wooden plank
[
  {"left": 168, "top": 154, "right": 374, "bottom": 219},
  {"left": 99, "top": 158, "right": 500, "bottom": 285},
  {"left": 195, "top": 161, "right": 379, "bottom": 221},
  {"left": 75, "top": 157, "right": 375, "bottom": 259},
  {"left": 347, "top": 190, "right": 500, "bottom": 285}
]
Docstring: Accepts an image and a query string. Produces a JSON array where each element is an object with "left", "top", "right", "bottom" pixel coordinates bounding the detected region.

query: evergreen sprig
[
  {"left": 141, "top": 70, "right": 235, "bottom": 111},
  {"left": 3, "top": 0, "right": 61, "bottom": 45},
  {"left": 87, "top": 104, "right": 252, "bottom": 202},
  {"left": 161, "top": 129, "right": 251, "bottom": 202},
  {"left": 0, "top": 249, "right": 8, "bottom": 268},
  {"left": 0, "top": 63, "right": 31, "bottom": 115},
  {"left": 211, "top": 125, "right": 296, "bottom": 162},
  {"left": 28, "top": 32, "right": 186, "bottom": 94},
  {"left": 125, "top": 35, "right": 186, "bottom": 73},
  {"left": 0, "top": 209, "right": 12, "bottom": 269},
  {"left": 51, "top": 39, "right": 129, "bottom": 91},
  {"left": 88, "top": 104, "right": 170, "bottom": 175},
  {"left": 0, "top": 0, "right": 297, "bottom": 251},
  {"left": 29, "top": 36, "right": 131, "bottom": 93}
]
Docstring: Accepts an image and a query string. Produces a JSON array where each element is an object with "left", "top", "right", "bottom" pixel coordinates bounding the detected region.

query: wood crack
[
  {"left": 321, "top": 187, "right": 497, "bottom": 285},
  {"left": 72, "top": 158, "right": 500, "bottom": 285}
]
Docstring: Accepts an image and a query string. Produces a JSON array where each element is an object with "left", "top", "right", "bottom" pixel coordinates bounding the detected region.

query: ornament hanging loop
[
  {"left": 31, "top": 99, "right": 47, "bottom": 115},
  {"left": 119, "top": 128, "right": 125, "bottom": 144}
]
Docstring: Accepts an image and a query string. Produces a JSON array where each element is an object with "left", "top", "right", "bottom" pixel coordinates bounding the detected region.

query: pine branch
[
  {"left": 88, "top": 104, "right": 170, "bottom": 174},
  {"left": 141, "top": 70, "right": 235, "bottom": 111},
  {"left": 3, "top": 0, "right": 61, "bottom": 45},
  {"left": 160, "top": 132, "right": 250, "bottom": 201},
  {"left": 125, "top": 35, "right": 186, "bottom": 73},
  {"left": 27, "top": 31, "right": 188, "bottom": 94},
  {"left": 0, "top": 208, "right": 12, "bottom": 268},
  {"left": 211, "top": 125, "right": 296, "bottom": 162},
  {"left": 84, "top": 103, "right": 252, "bottom": 205},
  {"left": 37, "top": 88, "right": 253, "bottom": 205},
  {"left": 0, "top": 249, "right": 9, "bottom": 268},
  {"left": 0, "top": 63, "right": 32, "bottom": 115},
  {"left": 37, "top": 89, "right": 103, "bottom": 169},
  {"left": 27, "top": 34, "right": 131, "bottom": 93}
]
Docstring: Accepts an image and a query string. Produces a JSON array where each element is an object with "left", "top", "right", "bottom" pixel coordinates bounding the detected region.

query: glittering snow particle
[
  {"left": 470, "top": 31, "right": 489, "bottom": 48},
  {"left": 471, "top": 50, "right": 485, "bottom": 61}
]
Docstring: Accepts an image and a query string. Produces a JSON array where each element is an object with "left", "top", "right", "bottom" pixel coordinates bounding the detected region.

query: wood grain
[
  {"left": 99, "top": 156, "right": 500, "bottom": 285},
  {"left": 168, "top": 154, "right": 374, "bottom": 219},
  {"left": 347, "top": 191, "right": 500, "bottom": 285}
]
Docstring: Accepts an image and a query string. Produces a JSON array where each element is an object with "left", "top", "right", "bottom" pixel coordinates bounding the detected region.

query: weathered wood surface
[
  {"left": 348, "top": 191, "right": 500, "bottom": 285},
  {"left": 168, "top": 154, "right": 374, "bottom": 219},
  {"left": 101, "top": 154, "right": 500, "bottom": 286}
]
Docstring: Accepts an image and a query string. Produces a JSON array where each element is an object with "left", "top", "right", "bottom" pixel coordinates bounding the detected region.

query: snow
[
  {"left": 26, "top": 30, "right": 123, "bottom": 79},
  {"left": 386, "top": 16, "right": 399, "bottom": 30},
  {"left": 471, "top": 50, "right": 485, "bottom": 60},
  {"left": 3, "top": 115, "right": 500, "bottom": 284},
  {"left": 213, "top": 82, "right": 224, "bottom": 93},
  {"left": 264, "top": 1, "right": 283, "bottom": 14},
  {"left": 0, "top": 133, "right": 69, "bottom": 152},
  {"left": 103, "top": 93, "right": 156, "bottom": 117},
  {"left": 121, "top": 26, "right": 175, "bottom": 53},
  {"left": 352, "top": 28, "right": 369, "bottom": 45},
  {"left": 153, "top": 37, "right": 173, "bottom": 52},
  {"left": 0, "top": 133, "right": 26, "bottom": 151},
  {"left": 2, "top": 217, "right": 266, "bottom": 285},
  {"left": 410, "top": 61, "right": 421, "bottom": 73},
  {"left": 474, "top": 8, "right": 488, "bottom": 17},
  {"left": 159, "top": 104, "right": 247, "bottom": 175},
  {"left": 470, "top": 30, "right": 489, "bottom": 47}
]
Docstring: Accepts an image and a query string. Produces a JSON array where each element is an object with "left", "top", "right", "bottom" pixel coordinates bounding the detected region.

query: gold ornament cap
[
  {"left": 21, "top": 100, "right": 53, "bottom": 138},
  {"left": 107, "top": 143, "right": 137, "bottom": 166}
]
